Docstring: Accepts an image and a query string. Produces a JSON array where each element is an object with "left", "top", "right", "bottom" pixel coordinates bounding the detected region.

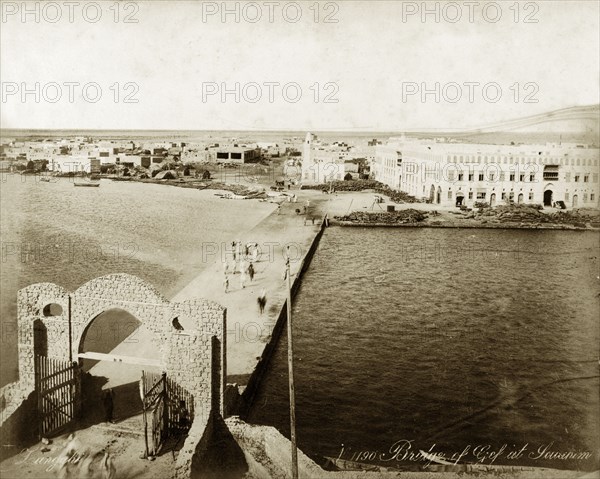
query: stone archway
[
  {"left": 70, "top": 274, "right": 173, "bottom": 365},
  {"left": 429, "top": 184, "right": 435, "bottom": 203},
  {"left": 572, "top": 194, "right": 578, "bottom": 207},
  {"left": 5, "top": 274, "right": 227, "bottom": 441},
  {"left": 544, "top": 189, "right": 553, "bottom": 206},
  {"left": 78, "top": 308, "right": 157, "bottom": 425},
  {"left": 489, "top": 193, "right": 496, "bottom": 207},
  {"left": 436, "top": 186, "right": 442, "bottom": 204},
  {"left": 518, "top": 193, "right": 524, "bottom": 204},
  {"left": 79, "top": 308, "right": 144, "bottom": 367}
]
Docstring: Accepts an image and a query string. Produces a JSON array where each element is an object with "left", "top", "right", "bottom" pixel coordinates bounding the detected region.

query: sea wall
[{"left": 239, "top": 216, "right": 328, "bottom": 416}]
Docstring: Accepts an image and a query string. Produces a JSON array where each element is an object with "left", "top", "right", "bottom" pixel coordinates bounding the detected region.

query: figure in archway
[{"left": 102, "top": 388, "right": 115, "bottom": 423}]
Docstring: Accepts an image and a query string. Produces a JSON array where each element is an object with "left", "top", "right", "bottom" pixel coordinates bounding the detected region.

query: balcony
[
  {"left": 543, "top": 165, "right": 559, "bottom": 181},
  {"left": 543, "top": 173, "right": 559, "bottom": 181}
]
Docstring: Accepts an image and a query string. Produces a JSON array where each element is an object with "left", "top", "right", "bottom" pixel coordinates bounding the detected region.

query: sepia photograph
[{"left": 0, "top": 1, "right": 599, "bottom": 478}]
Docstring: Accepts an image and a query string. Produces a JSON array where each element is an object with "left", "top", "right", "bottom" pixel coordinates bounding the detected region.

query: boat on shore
[
  {"left": 73, "top": 181, "right": 100, "bottom": 187},
  {"left": 323, "top": 456, "right": 402, "bottom": 472}
]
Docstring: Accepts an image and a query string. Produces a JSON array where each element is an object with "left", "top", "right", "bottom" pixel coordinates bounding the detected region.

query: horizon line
[{"left": 2, "top": 103, "right": 598, "bottom": 136}]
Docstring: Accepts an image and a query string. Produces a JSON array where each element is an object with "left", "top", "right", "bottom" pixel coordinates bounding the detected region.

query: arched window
[{"left": 42, "top": 303, "right": 63, "bottom": 317}]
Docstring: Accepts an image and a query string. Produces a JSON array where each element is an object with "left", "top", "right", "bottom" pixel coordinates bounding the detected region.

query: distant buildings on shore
[
  {"left": 0, "top": 137, "right": 283, "bottom": 175},
  {"left": 373, "top": 137, "right": 600, "bottom": 208},
  {"left": 2, "top": 132, "right": 598, "bottom": 210},
  {"left": 300, "top": 132, "right": 375, "bottom": 183}
]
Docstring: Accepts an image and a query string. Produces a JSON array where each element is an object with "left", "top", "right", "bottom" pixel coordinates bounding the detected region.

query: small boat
[
  {"left": 74, "top": 181, "right": 100, "bottom": 187},
  {"left": 323, "top": 456, "right": 400, "bottom": 472},
  {"left": 40, "top": 177, "right": 51, "bottom": 182}
]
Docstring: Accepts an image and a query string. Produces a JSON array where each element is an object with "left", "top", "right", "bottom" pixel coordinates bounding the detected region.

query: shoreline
[
  {"left": 332, "top": 220, "right": 597, "bottom": 230},
  {"left": 105, "top": 176, "right": 600, "bottom": 232}
]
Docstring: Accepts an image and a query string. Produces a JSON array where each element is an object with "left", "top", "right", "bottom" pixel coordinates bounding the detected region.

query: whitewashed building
[
  {"left": 374, "top": 138, "right": 600, "bottom": 208},
  {"left": 301, "top": 132, "right": 346, "bottom": 184}
]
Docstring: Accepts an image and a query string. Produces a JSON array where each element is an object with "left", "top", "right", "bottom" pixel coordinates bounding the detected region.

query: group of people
[
  {"left": 223, "top": 240, "right": 259, "bottom": 292},
  {"left": 222, "top": 240, "right": 268, "bottom": 315}
]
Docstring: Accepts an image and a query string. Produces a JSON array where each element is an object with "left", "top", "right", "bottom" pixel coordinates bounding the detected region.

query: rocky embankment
[
  {"left": 302, "top": 180, "right": 418, "bottom": 203},
  {"left": 335, "top": 204, "right": 600, "bottom": 229},
  {"left": 334, "top": 209, "right": 428, "bottom": 225},
  {"left": 472, "top": 204, "right": 600, "bottom": 228}
]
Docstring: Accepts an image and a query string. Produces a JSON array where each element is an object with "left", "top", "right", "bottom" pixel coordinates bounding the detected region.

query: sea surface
[
  {"left": 2, "top": 128, "right": 594, "bottom": 146},
  {"left": 2, "top": 174, "right": 599, "bottom": 471},
  {"left": 247, "top": 226, "right": 600, "bottom": 471},
  {"left": 0, "top": 174, "right": 274, "bottom": 386}
]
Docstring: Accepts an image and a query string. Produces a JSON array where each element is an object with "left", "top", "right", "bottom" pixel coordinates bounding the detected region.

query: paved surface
[
  {"left": 87, "top": 189, "right": 387, "bottom": 385},
  {"left": 173, "top": 195, "right": 322, "bottom": 382}
]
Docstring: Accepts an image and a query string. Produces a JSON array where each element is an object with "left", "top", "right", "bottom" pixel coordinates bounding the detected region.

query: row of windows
[
  {"left": 444, "top": 172, "right": 600, "bottom": 183},
  {"left": 447, "top": 155, "right": 598, "bottom": 167},
  {"left": 447, "top": 191, "right": 597, "bottom": 202},
  {"left": 449, "top": 172, "right": 536, "bottom": 182},
  {"left": 565, "top": 173, "right": 599, "bottom": 182}
]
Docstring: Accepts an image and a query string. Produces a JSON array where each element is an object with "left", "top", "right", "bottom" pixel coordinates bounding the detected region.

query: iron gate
[
  {"left": 35, "top": 355, "right": 80, "bottom": 438},
  {"left": 141, "top": 371, "right": 194, "bottom": 457}
]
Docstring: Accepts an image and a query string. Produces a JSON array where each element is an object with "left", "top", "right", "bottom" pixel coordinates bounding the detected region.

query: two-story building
[{"left": 374, "top": 138, "right": 600, "bottom": 208}]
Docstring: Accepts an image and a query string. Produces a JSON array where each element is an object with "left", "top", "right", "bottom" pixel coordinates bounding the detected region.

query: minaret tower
[{"left": 302, "top": 132, "right": 313, "bottom": 181}]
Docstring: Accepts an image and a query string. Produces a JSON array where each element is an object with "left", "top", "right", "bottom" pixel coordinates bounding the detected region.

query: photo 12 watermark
[
  {"left": 401, "top": 82, "right": 539, "bottom": 104},
  {"left": 200, "top": 1, "right": 339, "bottom": 23},
  {"left": 201, "top": 81, "right": 339, "bottom": 104},
  {"left": 1, "top": 241, "right": 140, "bottom": 264},
  {"left": 1, "top": 82, "right": 140, "bottom": 104},
  {"left": 400, "top": 1, "right": 539, "bottom": 24},
  {"left": 1, "top": 1, "right": 140, "bottom": 23}
]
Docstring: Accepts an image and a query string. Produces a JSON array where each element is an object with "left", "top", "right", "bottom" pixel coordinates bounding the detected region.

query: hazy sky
[{"left": 1, "top": 0, "right": 599, "bottom": 130}]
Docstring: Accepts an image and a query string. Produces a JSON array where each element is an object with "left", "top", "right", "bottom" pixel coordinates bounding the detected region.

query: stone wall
[
  {"left": 1, "top": 273, "right": 226, "bottom": 463},
  {"left": 17, "top": 282, "right": 71, "bottom": 390}
]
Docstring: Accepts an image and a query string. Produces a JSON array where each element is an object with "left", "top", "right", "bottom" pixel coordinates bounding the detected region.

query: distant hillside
[
  {"left": 467, "top": 104, "right": 598, "bottom": 134},
  {"left": 411, "top": 105, "right": 600, "bottom": 146}
]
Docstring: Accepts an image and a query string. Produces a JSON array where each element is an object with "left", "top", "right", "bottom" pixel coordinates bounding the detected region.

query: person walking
[
  {"left": 248, "top": 262, "right": 255, "bottom": 282},
  {"left": 223, "top": 275, "right": 229, "bottom": 293},
  {"left": 102, "top": 388, "right": 115, "bottom": 423},
  {"left": 258, "top": 289, "right": 267, "bottom": 314}
]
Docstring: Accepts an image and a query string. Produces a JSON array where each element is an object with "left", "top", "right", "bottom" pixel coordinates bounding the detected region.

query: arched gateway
[{"left": 2, "top": 274, "right": 226, "bottom": 448}]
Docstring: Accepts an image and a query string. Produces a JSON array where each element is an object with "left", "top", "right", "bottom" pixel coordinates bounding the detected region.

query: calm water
[
  {"left": 248, "top": 226, "right": 600, "bottom": 471},
  {"left": 0, "top": 174, "right": 274, "bottom": 386}
]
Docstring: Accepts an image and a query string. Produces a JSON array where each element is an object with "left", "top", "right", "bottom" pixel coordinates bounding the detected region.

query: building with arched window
[{"left": 373, "top": 138, "right": 599, "bottom": 208}]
